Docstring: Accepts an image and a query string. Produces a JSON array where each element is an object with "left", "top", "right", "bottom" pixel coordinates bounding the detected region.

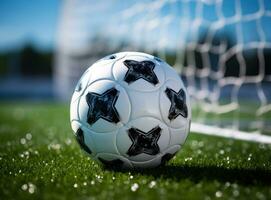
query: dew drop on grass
[
  {"left": 73, "top": 183, "right": 78, "bottom": 188},
  {"left": 48, "top": 143, "right": 61, "bottom": 151},
  {"left": 20, "top": 138, "right": 26, "bottom": 145},
  {"left": 184, "top": 157, "right": 193, "bottom": 162},
  {"left": 199, "top": 141, "right": 204, "bottom": 147},
  {"left": 131, "top": 183, "right": 139, "bottom": 192},
  {"left": 204, "top": 196, "right": 211, "bottom": 200},
  {"left": 148, "top": 181, "right": 156, "bottom": 188},
  {"left": 233, "top": 189, "right": 239, "bottom": 197},
  {"left": 83, "top": 182, "right": 87, "bottom": 186},
  {"left": 248, "top": 153, "right": 252, "bottom": 161},
  {"left": 21, "top": 184, "right": 28, "bottom": 191},
  {"left": 256, "top": 192, "right": 265, "bottom": 200},
  {"left": 21, "top": 183, "right": 36, "bottom": 194},
  {"left": 191, "top": 140, "right": 198, "bottom": 148},
  {"left": 28, "top": 183, "right": 36, "bottom": 194},
  {"left": 215, "top": 191, "right": 222, "bottom": 198},
  {"left": 219, "top": 150, "right": 225, "bottom": 155},
  {"left": 225, "top": 182, "right": 231, "bottom": 187},
  {"left": 129, "top": 175, "right": 133, "bottom": 179},
  {"left": 65, "top": 138, "right": 72, "bottom": 145},
  {"left": 91, "top": 180, "right": 95, "bottom": 185},
  {"left": 26, "top": 133, "right": 32, "bottom": 140}
]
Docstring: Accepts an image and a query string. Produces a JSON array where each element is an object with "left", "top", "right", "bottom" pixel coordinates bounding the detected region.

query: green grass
[{"left": 0, "top": 103, "right": 271, "bottom": 200}]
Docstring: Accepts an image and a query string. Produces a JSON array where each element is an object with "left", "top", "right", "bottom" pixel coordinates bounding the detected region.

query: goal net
[{"left": 55, "top": 0, "right": 271, "bottom": 143}]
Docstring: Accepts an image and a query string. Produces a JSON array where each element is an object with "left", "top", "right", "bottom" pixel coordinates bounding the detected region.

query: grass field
[{"left": 0, "top": 102, "right": 271, "bottom": 200}]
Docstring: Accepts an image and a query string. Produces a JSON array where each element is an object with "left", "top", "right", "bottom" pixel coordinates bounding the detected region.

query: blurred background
[
  {"left": 0, "top": 0, "right": 60, "bottom": 100},
  {"left": 0, "top": 0, "right": 271, "bottom": 134}
]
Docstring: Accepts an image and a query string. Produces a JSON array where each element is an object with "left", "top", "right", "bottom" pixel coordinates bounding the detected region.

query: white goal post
[{"left": 55, "top": 0, "right": 271, "bottom": 143}]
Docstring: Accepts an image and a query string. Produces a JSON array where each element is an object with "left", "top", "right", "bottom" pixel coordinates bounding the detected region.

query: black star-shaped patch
[
  {"left": 127, "top": 126, "right": 161, "bottom": 156},
  {"left": 86, "top": 88, "right": 120, "bottom": 125},
  {"left": 75, "top": 128, "right": 92, "bottom": 154},
  {"left": 165, "top": 88, "right": 188, "bottom": 120},
  {"left": 123, "top": 60, "right": 159, "bottom": 85}
]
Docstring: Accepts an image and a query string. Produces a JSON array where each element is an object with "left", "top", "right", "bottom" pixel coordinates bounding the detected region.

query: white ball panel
[
  {"left": 116, "top": 117, "right": 170, "bottom": 162},
  {"left": 87, "top": 62, "right": 114, "bottom": 85},
  {"left": 169, "top": 126, "right": 189, "bottom": 146},
  {"left": 81, "top": 125, "right": 97, "bottom": 156},
  {"left": 88, "top": 118, "right": 122, "bottom": 133},
  {"left": 86, "top": 130, "right": 119, "bottom": 155},
  {"left": 164, "top": 65, "right": 185, "bottom": 87},
  {"left": 78, "top": 80, "right": 130, "bottom": 133},
  {"left": 78, "top": 91, "right": 89, "bottom": 124},
  {"left": 86, "top": 52, "right": 127, "bottom": 86},
  {"left": 112, "top": 54, "right": 165, "bottom": 92},
  {"left": 159, "top": 79, "right": 191, "bottom": 129},
  {"left": 114, "top": 84, "right": 131, "bottom": 124},
  {"left": 70, "top": 95, "right": 80, "bottom": 122},
  {"left": 115, "top": 126, "right": 133, "bottom": 158},
  {"left": 164, "top": 145, "right": 181, "bottom": 155},
  {"left": 128, "top": 90, "right": 161, "bottom": 121},
  {"left": 70, "top": 120, "right": 81, "bottom": 135}
]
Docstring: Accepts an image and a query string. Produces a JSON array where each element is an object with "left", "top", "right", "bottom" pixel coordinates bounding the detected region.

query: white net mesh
[{"left": 56, "top": 0, "right": 271, "bottom": 139}]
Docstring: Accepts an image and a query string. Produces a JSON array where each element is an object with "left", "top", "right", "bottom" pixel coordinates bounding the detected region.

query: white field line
[{"left": 191, "top": 122, "right": 271, "bottom": 144}]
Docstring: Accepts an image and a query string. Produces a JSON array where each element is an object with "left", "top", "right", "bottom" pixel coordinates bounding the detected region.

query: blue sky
[
  {"left": 0, "top": 0, "right": 61, "bottom": 52},
  {"left": 0, "top": 0, "right": 270, "bottom": 53}
]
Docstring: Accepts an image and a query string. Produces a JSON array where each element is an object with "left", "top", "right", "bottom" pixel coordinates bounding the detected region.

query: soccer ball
[{"left": 70, "top": 52, "right": 191, "bottom": 169}]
